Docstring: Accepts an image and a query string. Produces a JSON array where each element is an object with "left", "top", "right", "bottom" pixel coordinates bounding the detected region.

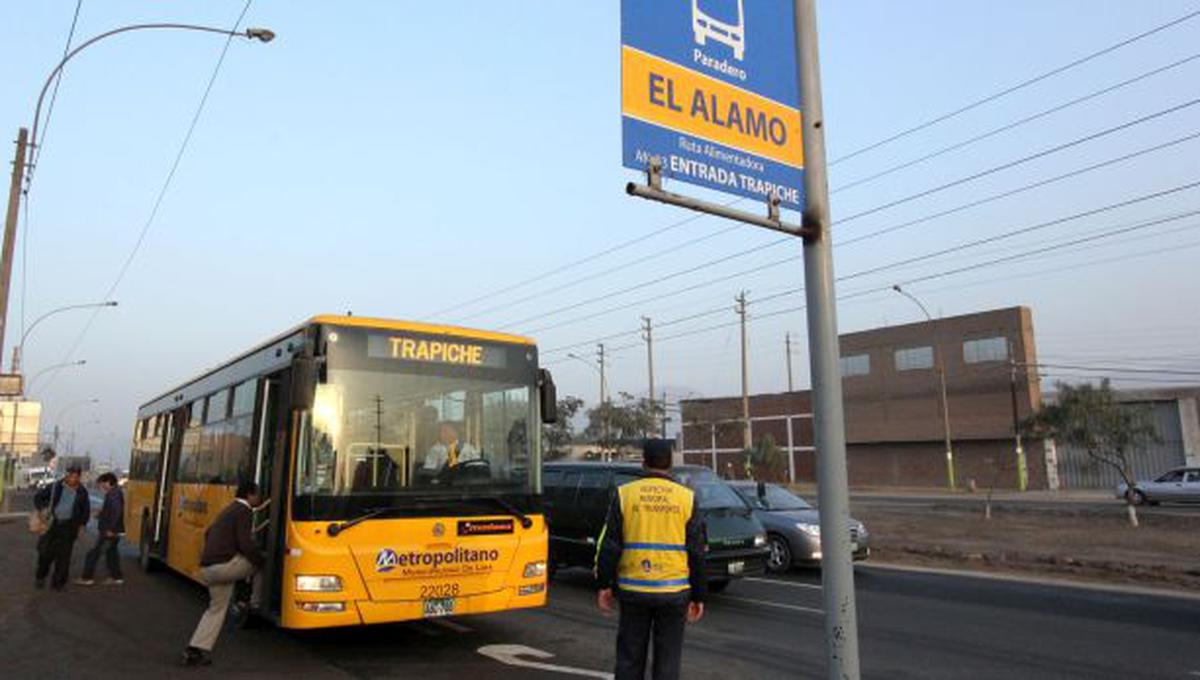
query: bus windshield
[{"left": 293, "top": 328, "right": 539, "bottom": 520}]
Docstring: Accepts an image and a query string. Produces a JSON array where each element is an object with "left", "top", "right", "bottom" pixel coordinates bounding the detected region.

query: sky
[{"left": 1, "top": 1, "right": 1199, "bottom": 466}]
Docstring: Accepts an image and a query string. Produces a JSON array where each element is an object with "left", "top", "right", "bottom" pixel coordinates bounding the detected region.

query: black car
[{"left": 543, "top": 462, "right": 769, "bottom": 592}]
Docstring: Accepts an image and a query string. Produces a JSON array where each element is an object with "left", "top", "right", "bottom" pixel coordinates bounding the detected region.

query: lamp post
[
  {"left": 893, "top": 285, "right": 956, "bottom": 491},
  {"left": 1, "top": 23, "right": 275, "bottom": 366},
  {"left": 25, "top": 359, "right": 86, "bottom": 395},
  {"left": 13, "top": 301, "right": 116, "bottom": 374}
]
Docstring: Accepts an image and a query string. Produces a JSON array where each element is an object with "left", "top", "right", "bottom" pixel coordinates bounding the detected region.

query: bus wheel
[{"left": 138, "top": 520, "right": 157, "bottom": 573}]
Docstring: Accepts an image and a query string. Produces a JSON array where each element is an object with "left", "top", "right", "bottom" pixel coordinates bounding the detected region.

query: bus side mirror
[
  {"left": 539, "top": 369, "right": 558, "bottom": 424},
  {"left": 292, "top": 356, "right": 318, "bottom": 411}
]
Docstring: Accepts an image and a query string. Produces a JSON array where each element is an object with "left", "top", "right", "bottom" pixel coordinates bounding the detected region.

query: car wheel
[
  {"left": 1130, "top": 490, "right": 1147, "bottom": 506},
  {"left": 766, "top": 535, "right": 792, "bottom": 574},
  {"left": 708, "top": 579, "right": 730, "bottom": 594}
]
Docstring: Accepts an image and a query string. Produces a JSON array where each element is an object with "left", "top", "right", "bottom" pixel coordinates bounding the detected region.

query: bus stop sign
[{"left": 621, "top": 0, "right": 805, "bottom": 210}]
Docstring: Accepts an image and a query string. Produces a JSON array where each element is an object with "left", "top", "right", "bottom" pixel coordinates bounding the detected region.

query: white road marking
[
  {"left": 745, "top": 577, "right": 822, "bottom": 590},
  {"left": 722, "top": 595, "right": 824, "bottom": 615},
  {"left": 479, "top": 644, "right": 614, "bottom": 679},
  {"left": 429, "top": 618, "right": 473, "bottom": 633},
  {"left": 1188, "top": 671, "right": 1200, "bottom": 677}
]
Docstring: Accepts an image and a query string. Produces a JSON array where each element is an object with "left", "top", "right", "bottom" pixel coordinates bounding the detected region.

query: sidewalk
[{"left": 788, "top": 483, "right": 1114, "bottom": 504}]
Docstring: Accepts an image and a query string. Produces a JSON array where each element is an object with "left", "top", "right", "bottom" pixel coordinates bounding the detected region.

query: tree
[
  {"left": 584, "top": 392, "right": 665, "bottom": 454},
  {"left": 542, "top": 396, "right": 584, "bottom": 460},
  {"left": 1024, "top": 380, "right": 1157, "bottom": 527},
  {"left": 743, "top": 435, "right": 788, "bottom": 483}
]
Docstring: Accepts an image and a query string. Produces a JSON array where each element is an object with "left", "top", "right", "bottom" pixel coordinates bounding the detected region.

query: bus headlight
[
  {"left": 753, "top": 534, "right": 767, "bottom": 548},
  {"left": 297, "top": 601, "right": 346, "bottom": 613},
  {"left": 295, "top": 575, "right": 343, "bottom": 592},
  {"left": 523, "top": 561, "right": 547, "bottom": 578}
]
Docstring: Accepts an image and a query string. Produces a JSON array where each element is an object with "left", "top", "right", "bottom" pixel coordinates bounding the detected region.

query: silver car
[
  {"left": 1116, "top": 467, "right": 1200, "bottom": 505},
  {"left": 730, "top": 481, "right": 869, "bottom": 572}
]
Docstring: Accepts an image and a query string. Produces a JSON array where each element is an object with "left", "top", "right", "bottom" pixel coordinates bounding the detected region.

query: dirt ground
[{"left": 853, "top": 501, "right": 1200, "bottom": 592}]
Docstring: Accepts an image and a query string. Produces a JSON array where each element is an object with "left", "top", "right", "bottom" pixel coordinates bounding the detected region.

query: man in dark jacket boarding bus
[{"left": 595, "top": 439, "right": 706, "bottom": 680}]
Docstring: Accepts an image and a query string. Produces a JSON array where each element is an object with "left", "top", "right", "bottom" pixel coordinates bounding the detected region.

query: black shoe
[
  {"left": 51, "top": 582, "right": 66, "bottom": 591},
  {"left": 34, "top": 579, "right": 45, "bottom": 590},
  {"left": 181, "top": 647, "right": 212, "bottom": 667}
]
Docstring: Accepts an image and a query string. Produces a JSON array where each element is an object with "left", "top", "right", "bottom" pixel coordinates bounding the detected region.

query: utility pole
[
  {"left": 1008, "top": 338, "right": 1028, "bottom": 491},
  {"left": 796, "top": 1, "right": 861, "bottom": 676},
  {"left": 0, "top": 128, "right": 29, "bottom": 369},
  {"left": 785, "top": 332, "right": 795, "bottom": 392},
  {"left": 641, "top": 316, "right": 656, "bottom": 437},
  {"left": 597, "top": 343, "right": 608, "bottom": 460},
  {"left": 736, "top": 291, "right": 751, "bottom": 451}
]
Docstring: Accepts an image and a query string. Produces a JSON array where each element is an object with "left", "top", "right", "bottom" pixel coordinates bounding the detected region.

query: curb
[{"left": 859, "top": 560, "right": 1200, "bottom": 602}]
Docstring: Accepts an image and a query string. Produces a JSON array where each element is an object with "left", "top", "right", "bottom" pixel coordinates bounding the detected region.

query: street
[{"left": 1, "top": 516, "right": 1197, "bottom": 679}]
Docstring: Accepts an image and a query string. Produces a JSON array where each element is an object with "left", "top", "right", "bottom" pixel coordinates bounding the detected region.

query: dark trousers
[
  {"left": 615, "top": 599, "right": 688, "bottom": 680},
  {"left": 82, "top": 535, "right": 123, "bottom": 580},
  {"left": 36, "top": 521, "right": 79, "bottom": 587}
]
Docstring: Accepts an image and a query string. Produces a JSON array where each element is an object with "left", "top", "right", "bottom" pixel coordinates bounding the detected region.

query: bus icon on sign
[{"left": 692, "top": 0, "right": 745, "bottom": 61}]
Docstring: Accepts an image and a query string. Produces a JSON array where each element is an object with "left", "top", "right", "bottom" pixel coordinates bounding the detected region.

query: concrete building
[{"left": 680, "top": 306, "right": 1046, "bottom": 489}]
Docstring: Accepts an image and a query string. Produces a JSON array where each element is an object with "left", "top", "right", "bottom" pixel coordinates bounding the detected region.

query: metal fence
[{"left": 1055, "top": 400, "right": 1187, "bottom": 489}]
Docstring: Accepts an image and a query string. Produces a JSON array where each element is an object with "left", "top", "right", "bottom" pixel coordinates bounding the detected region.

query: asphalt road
[{"left": 1, "top": 516, "right": 1197, "bottom": 680}]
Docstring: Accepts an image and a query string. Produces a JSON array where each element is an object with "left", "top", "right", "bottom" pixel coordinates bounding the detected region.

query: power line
[
  {"left": 44, "top": 0, "right": 254, "bottom": 394},
  {"left": 544, "top": 212, "right": 1200, "bottom": 362},
  {"left": 841, "top": 183, "right": 1200, "bottom": 284},
  {"left": 454, "top": 223, "right": 740, "bottom": 323},
  {"left": 831, "top": 51, "right": 1200, "bottom": 196},
  {"left": 1031, "top": 362, "right": 1200, "bottom": 376},
  {"left": 428, "top": 198, "right": 741, "bottom": 319},
  {"left": 835, "top": 97, "right": 1200, "bottom": 227},
  {"left": 510, "top": 128, "right": 1200, "bottom": 336},
  {"left": 432, "top": 15, "right": 1200, "bottom": 322},
  {"left": 524, "top": 178, "right": 1200, "bottom": 344},
  {"left": 836, "top": 129, "right": 1200, "bottom": 248},
  {"left": 828, "top": 7, "right": 1200, "bottom": 166},
  {"left": 21, "top": 0, "right": 84, "bottom": 340}
]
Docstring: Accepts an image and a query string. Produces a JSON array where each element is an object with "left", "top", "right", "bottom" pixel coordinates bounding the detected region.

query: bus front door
[{"left": 253, "top": 375, "right": 288, "bottom": 617}]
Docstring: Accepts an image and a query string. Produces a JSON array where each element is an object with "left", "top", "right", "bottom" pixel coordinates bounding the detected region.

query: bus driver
[{"left": 423, "top": 422, "right": 479, "bottom": 471}]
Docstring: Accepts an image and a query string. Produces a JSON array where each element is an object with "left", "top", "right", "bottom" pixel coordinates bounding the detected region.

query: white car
[{"left": 1117, "top": 467, "right": 1200, "bottom": 505}]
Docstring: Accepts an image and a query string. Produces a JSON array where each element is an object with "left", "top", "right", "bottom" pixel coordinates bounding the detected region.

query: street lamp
[
  {"left": 892, "top": 284, "right": 956, "bottom": 491},
  {"left": 26, "top": 359, "right": 86, "bottom": 394},
  {"left": 13, "top": 301, "right": 116, "bottom": 373},
  {"left": 0, "top": 22, "right": 276, "bottom": 367}
]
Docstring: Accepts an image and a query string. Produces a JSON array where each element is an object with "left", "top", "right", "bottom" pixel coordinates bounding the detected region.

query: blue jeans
[{"left": 82, "top": 534, "right": 122, "bottom": 580}]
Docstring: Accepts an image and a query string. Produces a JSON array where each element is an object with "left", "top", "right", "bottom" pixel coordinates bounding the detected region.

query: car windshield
[
  {"left": 734, "top": 484, "right": 812, "bottom": 511},
  {"left": 672, "top": 468, "right": 749, "bottom": 510}
]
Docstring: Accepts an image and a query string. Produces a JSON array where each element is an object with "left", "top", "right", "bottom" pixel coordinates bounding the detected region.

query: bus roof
[
  {"left": 137, "top": 315, "right": 536, "bottom": 415},
  {"left": 312, "top": 315, "right": 534, "bottom": 346}
]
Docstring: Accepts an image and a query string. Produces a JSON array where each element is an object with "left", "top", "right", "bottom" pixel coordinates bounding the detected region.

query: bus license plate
[
  {"left": 727, "top": 561, "right": 745, "bottom": 576},
  {"left": 423, "top": 597, "right": 455, "bottom": 618}
]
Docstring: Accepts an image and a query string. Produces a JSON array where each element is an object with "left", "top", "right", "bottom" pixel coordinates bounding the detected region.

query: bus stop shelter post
[{"left": 795, "top": 1, "right": 862, "bottom": 678}]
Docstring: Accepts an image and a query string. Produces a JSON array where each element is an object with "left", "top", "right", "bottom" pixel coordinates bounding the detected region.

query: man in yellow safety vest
[{"left": 595, "top": 439, "right": 706, "bottom": 680}]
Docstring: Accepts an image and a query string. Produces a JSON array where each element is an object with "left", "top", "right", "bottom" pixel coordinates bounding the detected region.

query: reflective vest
[{"left": 616, "top": 477, "right": 695, "bottom": 595}]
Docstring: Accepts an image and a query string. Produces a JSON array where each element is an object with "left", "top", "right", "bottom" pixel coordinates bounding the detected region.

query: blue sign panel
[{"left": 621, "top": 0, "right": 804, "bottom": 209}]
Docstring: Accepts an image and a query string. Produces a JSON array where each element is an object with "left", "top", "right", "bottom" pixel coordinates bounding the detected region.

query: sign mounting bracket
[{"left": 625, "top": 157, "right": 811, "bottom": 238}]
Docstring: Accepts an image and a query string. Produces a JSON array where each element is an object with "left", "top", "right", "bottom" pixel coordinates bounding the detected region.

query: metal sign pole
[{"left": 794, "top": 1, "right": 861, "bottom": 678}]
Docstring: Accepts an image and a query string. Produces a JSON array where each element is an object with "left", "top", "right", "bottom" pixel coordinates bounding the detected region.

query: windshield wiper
[
  {"left": 475, "top": 496, "right": 533, "bottom": 529},
  {"left": 327, "top": 507, "right": 396, "bottom": 537}
]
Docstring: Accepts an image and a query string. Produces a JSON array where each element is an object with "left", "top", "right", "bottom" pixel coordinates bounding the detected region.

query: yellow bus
[{"left": 125, "top": 315, "right": 556, "bottom": 628}]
